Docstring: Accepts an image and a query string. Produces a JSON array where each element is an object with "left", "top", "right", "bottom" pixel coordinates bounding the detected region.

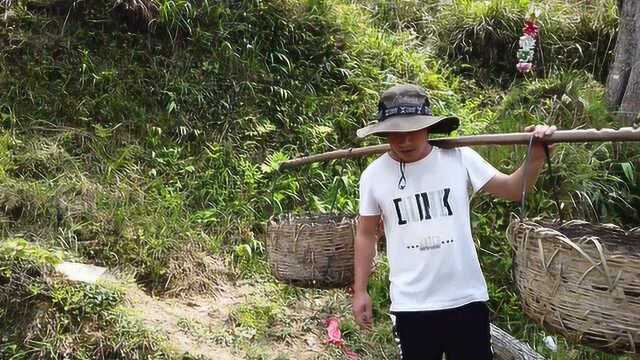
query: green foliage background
[{"left": 0, "top": 0, "right": 638, "bottom": 358}]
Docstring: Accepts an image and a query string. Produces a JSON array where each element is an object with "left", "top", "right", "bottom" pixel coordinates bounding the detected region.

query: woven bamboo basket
[
  {"left": 266, "top": 214, "right": 356, "bottom": 288},
  {"left": 508, "top": 218, "right": 640, "bottom": 354}
]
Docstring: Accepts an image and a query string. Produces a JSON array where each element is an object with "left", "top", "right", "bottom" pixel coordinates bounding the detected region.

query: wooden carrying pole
[
  {"left": 279, "top": 127, "right": 640, "bottom": 170},
  {"left": 490, "top": 324, "right": 544, "bottom": 360}
]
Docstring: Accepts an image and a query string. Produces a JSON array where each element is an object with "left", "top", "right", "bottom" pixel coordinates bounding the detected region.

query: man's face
[{"left": 386, "top": 128, "right": 430, "bottom": 163}]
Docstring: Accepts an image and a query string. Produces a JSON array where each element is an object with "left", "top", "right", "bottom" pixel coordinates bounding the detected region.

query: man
[{"left": 352, "top": 84, "right": 555, "bottom": 360}]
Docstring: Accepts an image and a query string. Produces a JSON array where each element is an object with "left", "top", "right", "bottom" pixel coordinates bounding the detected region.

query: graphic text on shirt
[{"left": 392, "top": 188, "right": 453, "bottom": 226}]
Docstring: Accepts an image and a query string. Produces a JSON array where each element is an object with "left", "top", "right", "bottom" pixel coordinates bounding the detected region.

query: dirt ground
[{"left": 126, "top": 280, "right": 333, "bottom": 359}]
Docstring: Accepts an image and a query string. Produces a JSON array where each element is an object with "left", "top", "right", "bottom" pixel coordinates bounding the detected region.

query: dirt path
[
  {"left": 52, "top": 260, "right": 364, "bottom": 359},
  {"left": 127, "top": 286, "right": 239, "bottom": 359},
  {"left": 126, "top": 281, "right": 330, "bottom": 359}
]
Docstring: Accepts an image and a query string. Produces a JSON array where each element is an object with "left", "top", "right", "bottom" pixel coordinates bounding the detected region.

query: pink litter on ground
[
  {"left": 324, "top": 317, "right": 359, "bottom": 360},
  {"left": 324, "top": 317, "right": 344, "bottom": 346}
]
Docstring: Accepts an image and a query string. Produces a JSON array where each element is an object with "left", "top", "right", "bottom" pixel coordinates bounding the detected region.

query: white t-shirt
[{"left": 359, "top": 146, "right": 497, "bottom": 312}]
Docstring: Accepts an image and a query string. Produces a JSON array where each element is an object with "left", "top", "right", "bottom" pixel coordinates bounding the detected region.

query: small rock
[
  {"left": 543, "top": 335, "right": 557, "bottom": 352},
  {"left": 54, "top": 262, "right": 110, "bottom": 284}
]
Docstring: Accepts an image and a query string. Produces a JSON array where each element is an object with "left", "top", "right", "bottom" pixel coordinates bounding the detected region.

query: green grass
[
  {"left": 1, "top": 0, "right": 638, "bottom": 358},
  {"left": 0, "top": 239, "right": 170, "bottom": 359},
  {"left": 430, "top": 0, "right": 618, "bottom": 84}
]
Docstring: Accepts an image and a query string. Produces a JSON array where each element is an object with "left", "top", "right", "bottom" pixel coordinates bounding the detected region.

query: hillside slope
[{"left": 1, "top": 0, "right": 637, "bottom": 359}]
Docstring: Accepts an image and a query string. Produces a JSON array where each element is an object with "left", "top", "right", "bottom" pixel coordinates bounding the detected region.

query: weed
[{"left": 0, "top": 0, "right": 636, "bottom": 358}]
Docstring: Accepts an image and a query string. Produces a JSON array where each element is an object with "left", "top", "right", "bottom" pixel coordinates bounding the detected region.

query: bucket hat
[{"left": 356, "top": 84, "right": 459, "bottom": 138}]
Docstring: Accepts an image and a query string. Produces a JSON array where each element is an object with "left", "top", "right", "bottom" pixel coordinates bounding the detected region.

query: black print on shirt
[
  {"left": 392, "top": 188, "right": 453, "bottom": 226},
  {"left": 406, "top": 237, "right": 455, "bottom": 251}
]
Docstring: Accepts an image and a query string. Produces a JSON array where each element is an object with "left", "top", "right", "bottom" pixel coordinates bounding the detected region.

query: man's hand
[
  {"left": 524, "top": 124, "right": 557, "bottom": 162},
  {"left": 483, "top": 124, "right": 558, "bottom": 201},
  {"left": 352, "top": 291, "right": 373, "bottom": 328}
]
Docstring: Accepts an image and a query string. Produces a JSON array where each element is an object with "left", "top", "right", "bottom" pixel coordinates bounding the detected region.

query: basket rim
[
  {"left": 508, "top": 217, "right": 640, "bottom": 261},
  {"left": 509, "top": 217, "right": 640, "bottom": 236},
  {"left": 269, "top": 212, "right": 356, "bottom": 226}
]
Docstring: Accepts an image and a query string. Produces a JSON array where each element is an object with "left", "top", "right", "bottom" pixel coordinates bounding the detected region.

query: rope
[
  {"left": 520, "top": 138, "right": 564, "bottom": 223},
  {"left": 543, "top": 144, "right": 564, "bottom": 224},
  {"left": 519, "top": 134, "right": 535, "bottom": 219},
  {"left": 398, "top": 161, "right": 407, "bottom": 190}
]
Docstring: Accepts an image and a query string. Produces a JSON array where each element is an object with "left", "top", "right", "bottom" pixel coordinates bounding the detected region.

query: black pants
[{"left": 392, "top": 301, "right": 493, "bottom": 360}]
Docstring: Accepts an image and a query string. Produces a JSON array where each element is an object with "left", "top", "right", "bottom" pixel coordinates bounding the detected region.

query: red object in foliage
[
  {"left": 324, "top": 317, "right": 359, "bottom": 360},
  {"left": 325, "top": 317, "right": 344, "bottom": 346},
  {"left": 523, "top": 20, "right": 539, "bottom": 37}
]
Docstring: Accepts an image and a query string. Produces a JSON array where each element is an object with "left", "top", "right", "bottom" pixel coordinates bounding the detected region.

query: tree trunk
[
  {"left": 619, "top": 2, "right": 640, "bottom": 124},
  {"left": 606, "top": 0, "right": 640, "bottom": 125}
]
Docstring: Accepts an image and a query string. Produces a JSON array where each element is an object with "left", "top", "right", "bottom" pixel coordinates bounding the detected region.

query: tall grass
[
  {"left": 0, "top": 0, "right": 637, "bottom": 358},
  {"left": 0, "top": 239, "right": 169, "bottom": 359},
  {"left": 431, "top": 0, "right": 618, "bottom": 84}
]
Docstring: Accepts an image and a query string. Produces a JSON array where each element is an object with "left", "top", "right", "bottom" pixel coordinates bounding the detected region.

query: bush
[
  {"left": 0, "top": 0, "right": 637, "bottom": 358},
  {"left": 432, "top": 0, "right": 618, "bottom": 83},
  {"left": 0, "top": 239, "right": 168, "bottom": 359}
]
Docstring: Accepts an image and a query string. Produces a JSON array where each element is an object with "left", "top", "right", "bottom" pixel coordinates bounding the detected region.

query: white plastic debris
[
  {"left": 54, "top": 262, "right": 108, "bottom": 284},
  {"left": 543, "top": 335, "right": 557, "bottom": 352}
]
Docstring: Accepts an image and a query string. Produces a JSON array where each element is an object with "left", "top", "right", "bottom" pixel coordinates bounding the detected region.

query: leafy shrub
[
  {"left": 0, "top": 239, "right": 168, "bottom": 359},
  {"left": 432, "top": 0, "right": 618, "bottom": 83}
]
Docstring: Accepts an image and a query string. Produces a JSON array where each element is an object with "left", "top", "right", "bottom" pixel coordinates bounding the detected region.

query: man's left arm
[{"left": 482, "top": 125, "right": 557, "bottom": 201}]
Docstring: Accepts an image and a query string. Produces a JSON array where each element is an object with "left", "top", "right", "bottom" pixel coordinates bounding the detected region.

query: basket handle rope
[
  {"left": 329, "top": 172, "right": 345, "bottom": 213},
  {"left": 517, "top": 148, "right": 620, "bottom": 288},
  {"left": 543, "top": 145, "right": 565, "bottom": 224},
  {"left": 519, "top": 135, "right": 535, "bottom": 220},
  {"left": 519, "top": 135, "right": 564, "bottom": 222}
]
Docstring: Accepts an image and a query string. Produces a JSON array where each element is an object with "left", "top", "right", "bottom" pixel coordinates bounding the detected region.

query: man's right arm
[{"left": 352, "top": 215, "right": 380, "bottom": 328}]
